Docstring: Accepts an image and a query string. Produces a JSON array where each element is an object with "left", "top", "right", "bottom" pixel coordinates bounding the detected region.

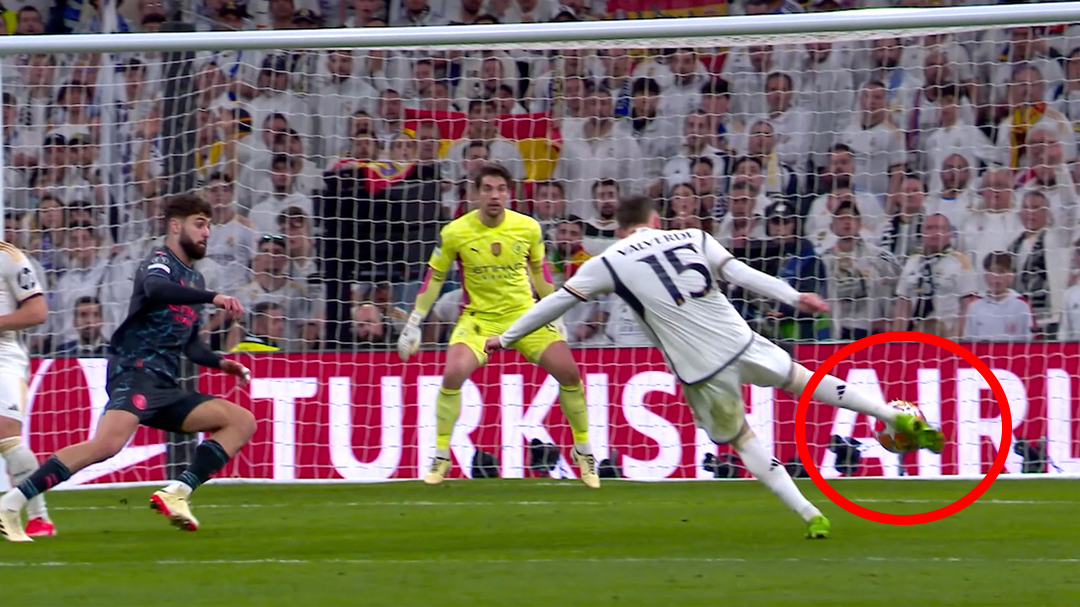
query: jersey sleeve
[
  {"left": 144, "top": 250, "right": 177, "bottom": 280},
  {"left": 1, "top": 247, "right": 42, "bottom": 304},
  {"left": 561, "top": 256, "right": 615, "bottom": 302},
  {"left": 700, "top": 230, "right": 734, "bottom": 274},
  {"left": 427, "top": 225, "right": 458, "bottom": 275}
]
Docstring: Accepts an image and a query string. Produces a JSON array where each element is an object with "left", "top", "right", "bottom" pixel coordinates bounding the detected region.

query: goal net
[{"left": 4, "top": 3, "right": 1080, "bottom": 489}]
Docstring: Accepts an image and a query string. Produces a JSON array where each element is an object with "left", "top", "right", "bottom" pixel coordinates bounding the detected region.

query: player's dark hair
[
  {"left": 615, "top": 194, "right": 658, "bottom": 229},
  {"left": 164, "top": 194, "right": 212, "bottom": 222},
  {"left": 473, "top": 163, "right": 513, "bottom": 189},
  {"left": 984, "top": 251, "right": 1015, "bottom": 273}
]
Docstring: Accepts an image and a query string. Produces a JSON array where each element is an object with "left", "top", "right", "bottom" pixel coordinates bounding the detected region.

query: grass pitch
[{"left": 0, "top": 478, "right": 1077, "bottom": 606}]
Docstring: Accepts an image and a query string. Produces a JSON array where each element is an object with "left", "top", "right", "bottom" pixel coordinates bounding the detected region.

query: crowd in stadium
[{"left": 0, "top": 0, "right": 1076, "bottom": 354}]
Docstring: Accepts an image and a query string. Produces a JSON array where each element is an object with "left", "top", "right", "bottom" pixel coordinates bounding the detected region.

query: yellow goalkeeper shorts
[{"left": 450, "top": 311, "right": 564, "bottom": 366}]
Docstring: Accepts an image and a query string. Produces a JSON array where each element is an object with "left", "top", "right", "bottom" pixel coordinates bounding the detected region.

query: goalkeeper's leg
[
  {"left": 535, "top": 339, "right": 598, "bottom": 489},
  {"left": 426, "top": 342, "right": 484, "bottom": 485}
]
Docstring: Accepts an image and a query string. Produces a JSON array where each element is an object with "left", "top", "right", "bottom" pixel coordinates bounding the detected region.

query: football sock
[
  {"left": 175, "top": 440, "right": 230, "bottom": 495},
  {"left": 435, "top": 388, "right": 462, "bottom": 455},
  {"left": 8, "top": 455, "right": 71, "bottom": 508},
  {"left": 558, "top": 381, "right": 592, "bottom": 449},
  {"left": 0, "top": 439, "right": 49, "bottom": 520},
  {"left": 787, "top": 364, "right": 899, "bottom": 423},
  {"left": 733, "top": 433, "right": 821, "bottom": 522}
]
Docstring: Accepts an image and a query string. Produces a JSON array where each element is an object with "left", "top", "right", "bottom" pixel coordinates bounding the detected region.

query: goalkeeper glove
[{"left": 397, "top": 311, "right": 423, "bottom": 361}]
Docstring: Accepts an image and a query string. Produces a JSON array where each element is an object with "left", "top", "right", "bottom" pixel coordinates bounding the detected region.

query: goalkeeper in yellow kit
[{"left": 398, "top": 164, "right": 599, "bottom": 488}]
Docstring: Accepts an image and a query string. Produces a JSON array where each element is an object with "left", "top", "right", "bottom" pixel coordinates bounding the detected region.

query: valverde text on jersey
[{"left": 794, "top": 331, "right": 1011, "bottom": 526}]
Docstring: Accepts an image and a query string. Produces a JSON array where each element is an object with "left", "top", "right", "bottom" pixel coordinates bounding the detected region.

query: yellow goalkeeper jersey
[{"left": 428, "top": 209, "right": 546, "bottom": 318}]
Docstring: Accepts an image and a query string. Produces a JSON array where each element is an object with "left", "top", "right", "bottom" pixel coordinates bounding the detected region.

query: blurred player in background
[
  {"left": 486, "top": 194, "right": 945, "bottom": 538},
  {"left": 0, "top": 240, "right": 52, "bottom": 537},
  {"left": 0, "top": 195, "right": 254, "bottom": 542},
  {"left": 398, "top": 164, "right": 598, "bottom": 488}
]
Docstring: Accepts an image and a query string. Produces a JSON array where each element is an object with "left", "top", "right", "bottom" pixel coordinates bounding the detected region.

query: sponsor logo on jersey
[{"left": 491, "top": 242, "right": 502, "bottom": 256}]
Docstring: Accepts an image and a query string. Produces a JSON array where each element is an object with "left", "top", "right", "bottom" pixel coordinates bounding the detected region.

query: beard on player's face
[{"left": 179, "top": 228, "right": 208, "bottom": 260}]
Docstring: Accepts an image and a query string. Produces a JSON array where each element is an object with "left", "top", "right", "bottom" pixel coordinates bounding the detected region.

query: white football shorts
[
  {"left": 682, "top": 335, "right": 793, "bottom": 444},
  {"left": 0, "top": 372, "right": 28, "bottom": 423}
]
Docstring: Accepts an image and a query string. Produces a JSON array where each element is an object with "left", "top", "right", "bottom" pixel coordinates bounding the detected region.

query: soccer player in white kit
[
  {"left": 485, "top": 195, "right": 945, "bottom": 539},
  {"left": 0, "top": 241, "right": 53, "bottom": 537}
]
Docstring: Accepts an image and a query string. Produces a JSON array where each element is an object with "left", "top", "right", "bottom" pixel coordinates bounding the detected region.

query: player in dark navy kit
[{"left": 0, "top": 195, "right": 255, "bottom": 542}]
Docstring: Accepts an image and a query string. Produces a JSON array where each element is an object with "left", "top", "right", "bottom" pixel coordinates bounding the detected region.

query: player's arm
[
  {"left": 397, "top": 228, "right": 456, "bottom": 360},
  {"left": 0, "top": 254, "right": 47, "bottom": 332},
  {"left": 703, "top": 232, "right": 825, "bottom": 314},
  {"left": 527, "top": 222, "right": 555, "bottom": 299},
  {"left": 142, "top": 253, "right": 243, "bottom": 319},
  {"left": 491, "top": 256, "right": 614, "bottom": 351},
  {"left": 184, "top": 319, "right": 251, "bottom": 385}
]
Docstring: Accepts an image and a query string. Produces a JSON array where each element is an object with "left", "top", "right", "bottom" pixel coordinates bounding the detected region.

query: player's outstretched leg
[
  {"left": 728, "top": 425, "right": 829, "bottom": 539},
  {"left": 152, "top": 398, "right": 256, "bottom": 531},
  {"left": 0, "top": 411, "right": 140, "bottom": 542},
  {"left": 537, "top": 341, "right": 598, "bottom": 489},
  {"left": 0, "top": 435, "right": 55, "bottom": 537},
  {"left": 425, "top": 344, "right": 483, "bottom": 485},
  {"left": 784, "top": 363, "right": 944, "bottom": 454}
]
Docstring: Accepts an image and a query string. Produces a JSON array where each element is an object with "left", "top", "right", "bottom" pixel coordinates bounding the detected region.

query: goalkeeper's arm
[{"left": 404, "top": 266, "right": 446, "bottom": 330}]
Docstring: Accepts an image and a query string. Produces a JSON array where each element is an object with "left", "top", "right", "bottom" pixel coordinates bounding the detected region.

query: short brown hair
[
  {"left": 164, "top": 194, "right": 212, "bottom": 222},
  {"left": 984, "top": 251, "right": 1015, "bottom": 273},
  {"left": 615, "top": 194, "right": 657, "bottom": 229},
  {"left": 473, "top": 163, "right": 513, "bottom": 190}
]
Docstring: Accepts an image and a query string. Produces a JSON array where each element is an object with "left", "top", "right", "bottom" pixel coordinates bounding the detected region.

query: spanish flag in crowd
[{"left": 404, "top": 108, "right": 563, "bottom": 182}]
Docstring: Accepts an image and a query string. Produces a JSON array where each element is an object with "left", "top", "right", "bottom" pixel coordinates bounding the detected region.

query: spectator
[
  {"left": 228, "top": 302, "right": 286, "bottom": 352},
  {"left": 625, "top": 78, "right": 680, "bottom": 197},
  {"left": 925, "top": 153, "right": 977, "bottom": 230},
  {"left": 760, "top": 71, "right": 813, "bottom": 174},
  {"left": 351, "top": 302, "right": 397, "bottom": 346},
  {"left": 1009, "top": 190, "right": 1071, "bottom": 339},
  {"left": 1060, "top": 243, "right": 1080, "bottom": 341},
  {"left": 579, "top": 178, "right": 619, "bottom": 255},
  {"left": 995, "top": 63, "right": 1076, "bottom": 170},
  {"left": 235, "top": 235, "right": 311, "bottom": 349},
  {"left": 279, "top": 206, "right": 326, "bottom": 349},
  {"left": 836, "top": 81, "right": 907, "bottom": 198},
  {"left": 799, "top": 41, "right": 856, "bottom": 175},
  {"left": 663, "top": 182, "right": 711, "bottom": 232},
  {"left": 547, "top": 218, "right": 590, "bottom": 289},
  {"left": 959, "top": 167, "right": 1023, "bottom": 288},
  {"left": 46, "top": 224, "right": 109, "bottom": 351},
  {"left": 1015, "top": 125, "right": 1077, "bottom": 229},
  {"left": 204, "top": 172, "right": 258, "bottom": 292},
  {"left": 922, "top": 83, "right": 997, "bottom": 191},
  {"left": 391, "top": 0, "right": 451, "bottom": 27},
  {"left": 662, "top": 110, "right": 729, "bottom": 200},
  {"left": 443, "top": 99, "right": 525, "bottom": 185},
  {"left": 766, "top": 200, "right": 827, "bottom": 341},
  {"left": 806, "top": 180, "right": 880, "bottom": 254},
  {"left": 313, "top": 49, "right": 379, "bottom": 161},
  {"left": 821, "top": 199, "right": 900, "bottom": 340},
  {"left": 964, "top": 252, "right": 1033, "bottom": 343},
  {"left": 698, "top": 78, "right": 747, "bottom": 157},
  {"left": 249, "top": 154, "right": 315, "bottom": 235},
  {"left": 877, "top": 173, "right": 927, "bottom": 265},
  {"left": 53, "top": 296, "right": 110, "bottom": 358},
  {"left": 715, "top": 179, "right": 767, "bottom": 251},
  {"left": 893, "top": 213, "right": 978, "bottom": 339},
  {"left": 745, "top": 119, "right": 799, "bottom": 199},
  {"left": 532, "top": 180, "right": 567, "bottom": 240},
  {"left": 558, "top": 86, "right": 645, "bottom": 217}
]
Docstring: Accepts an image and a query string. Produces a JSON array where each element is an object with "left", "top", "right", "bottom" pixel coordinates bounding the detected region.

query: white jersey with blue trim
[{"left": 562, "top": 227, "right": 755, "bottom": 385}]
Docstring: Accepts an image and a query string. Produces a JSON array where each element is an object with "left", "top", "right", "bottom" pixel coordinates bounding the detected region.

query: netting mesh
[{"left": 3, "top": 1, "right": 1080, "bottom": 488}]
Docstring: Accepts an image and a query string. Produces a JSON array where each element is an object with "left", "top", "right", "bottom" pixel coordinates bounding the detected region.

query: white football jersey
[
  {"left": 562, "top": 228, "right": 754, "bottom": 384},
  {"left": 0, "top": 242, "right": 44, "bottom": 377}
]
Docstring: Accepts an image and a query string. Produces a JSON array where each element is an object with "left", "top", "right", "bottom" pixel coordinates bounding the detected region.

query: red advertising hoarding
[{"left": 16, "top": 344, "right": 1080, "bottom": 488}]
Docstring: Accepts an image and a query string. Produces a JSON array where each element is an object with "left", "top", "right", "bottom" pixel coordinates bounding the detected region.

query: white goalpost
[{"left": 4, "top": 1, "right": 1080, "bottom": 491}]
